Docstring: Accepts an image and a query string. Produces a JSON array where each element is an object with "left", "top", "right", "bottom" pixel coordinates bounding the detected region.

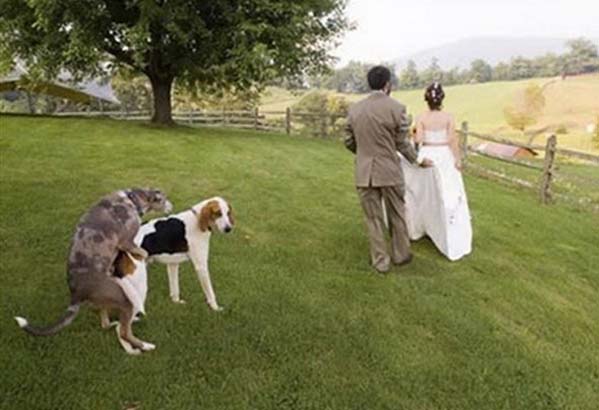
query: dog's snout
[{"left": 224, "top": 226, "right": 232, "bottom": 233}]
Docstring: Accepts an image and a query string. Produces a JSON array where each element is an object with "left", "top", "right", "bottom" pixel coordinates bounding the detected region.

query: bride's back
[{"left": 418, "top": 110, "right": 452, "bottom": 132}]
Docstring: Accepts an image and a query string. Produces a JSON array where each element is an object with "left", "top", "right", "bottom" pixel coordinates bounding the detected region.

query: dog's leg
[
  {"left": 189, "top": 244, "right": 222, "bottom": 311},
  {"left": 113, "top": 277, "right": 145, "bottom": 316},
  {"left": 100, "top": 309, "right": 116, "bottom": 329},
  {"left": 116, "top": 306, "right": 155, "bottom": 354},
  {"left": 167, "top": 264, "right": 185, "bottom": 304}
]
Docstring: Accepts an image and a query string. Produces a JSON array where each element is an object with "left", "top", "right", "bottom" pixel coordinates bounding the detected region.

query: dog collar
[{"left": 125, "top": 191, "right": 144, "bottom": 217}]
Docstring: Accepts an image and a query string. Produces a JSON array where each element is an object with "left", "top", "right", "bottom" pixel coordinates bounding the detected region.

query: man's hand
[
  {"left": 455, "top": 160, "right": 463, "bottom": 171},
  {"left": 420, "top": 158, "right": 434, "bottom": 168}
]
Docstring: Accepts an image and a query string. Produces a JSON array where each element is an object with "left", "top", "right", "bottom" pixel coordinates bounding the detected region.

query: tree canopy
[{"left": 0, "top": 0, "right": 350, "bottom": 124}]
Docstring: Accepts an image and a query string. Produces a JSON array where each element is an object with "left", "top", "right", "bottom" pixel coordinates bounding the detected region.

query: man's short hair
[{"left": 367, "top": 66, "right": 391, "bottom": 90}]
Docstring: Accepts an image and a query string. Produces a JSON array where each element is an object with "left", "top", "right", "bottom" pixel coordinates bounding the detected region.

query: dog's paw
[
  {"left": 171, "top": 298, "right": 186, "bottom": 304},
  {"left": 141, "top": 342, "right": 156, "bottom": 352},
  {"left": 115, "top": 324, "right": 141, "bottom": 355},
  {"left": 130, "top": 247, "right": 148, "bottom": 260},
  {"left": 210, "top": 304, "right": 224, "bottom": 312}
]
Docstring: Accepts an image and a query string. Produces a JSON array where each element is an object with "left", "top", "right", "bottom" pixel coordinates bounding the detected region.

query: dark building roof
[
  {"left": 0, "top": 62, "right": 119, "bottom": 104},
  {"left": 474, "top": 142, "right": 537, "bottom": 157}
]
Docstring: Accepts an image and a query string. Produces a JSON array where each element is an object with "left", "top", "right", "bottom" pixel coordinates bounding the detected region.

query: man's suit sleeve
[
  {"left": 344, "top": 112, "right": 357, "bottom": 154},
  {"left": 394, "top": 105, "right": 418, "bottom": 164}
]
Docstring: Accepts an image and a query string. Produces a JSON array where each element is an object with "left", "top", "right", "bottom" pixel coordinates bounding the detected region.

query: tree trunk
[{"left": 149, "top": 75, "right": 174, "bottom": 125}]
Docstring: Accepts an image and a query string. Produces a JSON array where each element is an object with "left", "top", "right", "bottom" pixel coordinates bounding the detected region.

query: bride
[{"left": 399, "top": 82, "right": 472, "bottom": 261}]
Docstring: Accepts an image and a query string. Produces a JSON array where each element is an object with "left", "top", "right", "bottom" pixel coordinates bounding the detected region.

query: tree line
[{"left": 297, "top": 38, "right": 599, "bottom": 92}]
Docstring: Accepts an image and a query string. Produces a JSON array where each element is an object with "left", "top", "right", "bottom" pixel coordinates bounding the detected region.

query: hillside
[
  {"left": 260, "top": 74, "right": 599, "bottom": 153},
  {"left": 1, "top": 116, "right": 598, "bottom": 410},
  {"left": 394, "top": 37, "right": 575, "bottom": 70}
]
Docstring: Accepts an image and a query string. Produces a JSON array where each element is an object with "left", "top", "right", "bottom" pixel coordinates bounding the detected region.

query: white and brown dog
[{"left": 127, "top": 197, "right": 235, "bottom": 312}]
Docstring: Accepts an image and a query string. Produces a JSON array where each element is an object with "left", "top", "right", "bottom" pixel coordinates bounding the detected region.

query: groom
[{"left": 345, "top": 66, "right": 431, "bottom": 273}]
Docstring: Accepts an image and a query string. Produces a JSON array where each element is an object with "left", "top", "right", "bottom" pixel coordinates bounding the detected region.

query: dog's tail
[{"left": 15, "top": 304, "right": 80, "bottom": 336}]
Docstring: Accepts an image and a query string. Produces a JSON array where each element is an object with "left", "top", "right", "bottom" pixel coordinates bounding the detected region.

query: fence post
[
  {"left": 188, "top": 108, "right": 193, "bottom": 125},
  {"left": 460, "top": 121, "right": 469, "bottom": 165},
  {"left": 254, "top": 107, "right": 259, "bottom": 130},
  {"left": 539, "top": 134, "right": 557, "bottom": 204},
  {"left": 285, "top": 107, "right": 291, "bottom": 135}
]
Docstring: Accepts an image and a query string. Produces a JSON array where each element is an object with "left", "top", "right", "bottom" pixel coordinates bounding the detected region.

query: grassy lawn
[{"left": 1, "top": 115, "right": 598, "bottom": 410}]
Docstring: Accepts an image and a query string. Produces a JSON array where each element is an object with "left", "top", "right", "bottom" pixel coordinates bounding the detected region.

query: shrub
[
  {"left": 503, "top": 84, "right": 546, "bottom": 133},
  {"left": 292, "top": 91, "right": 349, "bottom": 138}
]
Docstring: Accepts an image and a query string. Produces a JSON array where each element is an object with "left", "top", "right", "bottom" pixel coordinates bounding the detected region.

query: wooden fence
[
  {"left": 55, "top": 107, "right": 346, "bottom": 136},
  {"left": 458, "top": 121, "right": 599, "bottom": 209},
  {"left": 51, "top": 109, "right": 599, "bottom": 210}
]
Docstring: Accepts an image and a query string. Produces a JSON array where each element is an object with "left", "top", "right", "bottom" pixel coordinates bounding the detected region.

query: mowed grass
[
  {"left": 1, "top": 115, "right": 598, "bottom": 410},
  {"left": 261, "top": 74, "right": 599, "bottom": 153}
]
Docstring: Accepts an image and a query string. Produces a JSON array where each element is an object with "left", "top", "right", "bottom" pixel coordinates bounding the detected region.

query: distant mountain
[{"left": 394, "top": 37, "right": 596, "bottom": 70}]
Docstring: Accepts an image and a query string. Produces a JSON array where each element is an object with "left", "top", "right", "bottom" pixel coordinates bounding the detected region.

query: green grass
[
  {"left": 1, "top": 116, "right": 598, "bottom": 410},
  {"left": 261, "top": 74, "right": 599, "bottom": 153},
  {"left": 465, "top": 154, "right": 599, "bottom": 207}
]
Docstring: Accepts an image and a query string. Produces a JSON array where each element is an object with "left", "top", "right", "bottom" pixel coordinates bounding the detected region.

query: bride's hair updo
[{"left": 425, "top": 82, "right": 445, "bottom": 110}]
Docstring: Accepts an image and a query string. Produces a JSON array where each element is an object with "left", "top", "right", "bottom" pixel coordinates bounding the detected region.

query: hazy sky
[{"left": 333, "top": 0, "right": 599, "bottom": 65}]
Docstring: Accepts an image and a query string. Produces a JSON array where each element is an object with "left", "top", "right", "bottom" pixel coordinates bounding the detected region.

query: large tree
[
  {"left": 398, "top": 60, "right": 419, "bottom": 89},
  {"left": 469, "top": 59, "right": 493, "bottom": 83},
  {"left": 420, "top": 57, "right": 442, "bottom": 85},
  {"left": 0, "top": 0, "right": 349, "bottom": 124},
  {"left": 324, "top": 61, "right": 371, "bottom": 93},
  {"left": 564, "top": 38, "right": 599, "bottom": 75}
]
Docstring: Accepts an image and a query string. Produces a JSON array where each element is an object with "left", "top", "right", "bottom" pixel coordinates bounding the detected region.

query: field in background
[
  {"left": 1, "top": 116, "right": 598, "bottom": 410},
  {"left": 260, "top": 74, "right": 599, "bottom": 153}
]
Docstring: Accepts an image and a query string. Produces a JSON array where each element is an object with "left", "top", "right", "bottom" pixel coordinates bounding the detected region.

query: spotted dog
[
  {"left": 128, "top": 197, "right": 234, "bottom": 312},
  {"left": 15, "top": 188, "right": 173, "bottom": 355}
]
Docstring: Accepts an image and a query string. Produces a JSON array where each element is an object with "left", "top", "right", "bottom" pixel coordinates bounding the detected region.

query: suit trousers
[{"left": 357, "top": 184, "right": 411, "bottom": 271}]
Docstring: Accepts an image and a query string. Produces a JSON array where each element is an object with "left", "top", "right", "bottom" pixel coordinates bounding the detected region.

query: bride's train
[{"left": 391, "top": 131, "right": 472, "bottom": 261}]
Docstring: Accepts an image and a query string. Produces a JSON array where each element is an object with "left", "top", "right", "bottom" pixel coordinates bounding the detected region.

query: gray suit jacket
[{"left": 345, "top": 92, "right": 418, "bottom": 187}]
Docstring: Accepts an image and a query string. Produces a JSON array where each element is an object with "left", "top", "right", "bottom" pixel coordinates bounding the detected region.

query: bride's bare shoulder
[{"left": 416, "top": 111, "right": 430, "bottom": 122}]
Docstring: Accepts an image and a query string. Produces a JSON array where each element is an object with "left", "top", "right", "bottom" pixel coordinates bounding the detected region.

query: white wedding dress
[{"left": 399, "top": 129, "right": 472, "bottom": 261}]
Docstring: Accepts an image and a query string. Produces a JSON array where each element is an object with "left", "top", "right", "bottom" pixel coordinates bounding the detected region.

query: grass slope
[
  {"left": 1, "top": 116, "right": 598, "bottom": 410},
  {"left": 261, "top": 74, "right": 599, "bottom": 153}
]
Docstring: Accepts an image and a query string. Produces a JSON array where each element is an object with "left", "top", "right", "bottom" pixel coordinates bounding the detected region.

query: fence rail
[
  {"left": 458, "top": 122, "right": 599, "bottom": 209},
  {"left": 461, "top": 130, "right": 599, "bottom": 164},
  {"left": 54, "top": 108, "right": 347, "bottom": 136},
  {"left": 20, "top": 109, "right": 599, "bottom": 211}
]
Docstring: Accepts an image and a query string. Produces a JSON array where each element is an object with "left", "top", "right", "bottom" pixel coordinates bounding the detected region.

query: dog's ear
[
  {"left": 227, "top": 203, "right": 235, "bottom": 226},
  {"left": 199, "top": 200, "right": 221, "bottom": 232},
  {"left": 199, "top": 205, "right": 211, "bottom": 232}
]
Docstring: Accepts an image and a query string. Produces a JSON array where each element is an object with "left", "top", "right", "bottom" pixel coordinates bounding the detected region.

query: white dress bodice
[{"left": 423, "top": 129, "right": 450, "bottom": 144}]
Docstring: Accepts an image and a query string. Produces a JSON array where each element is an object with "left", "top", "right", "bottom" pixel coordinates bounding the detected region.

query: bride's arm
[
  {"left": 414, "top": 115, "right": 424, "bottom": 144},
  {"left": 448, "top": 115, "right": 462, "bottom": 169}
]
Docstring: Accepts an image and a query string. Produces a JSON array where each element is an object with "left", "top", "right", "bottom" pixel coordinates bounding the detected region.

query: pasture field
[
  {"left": 1, "top": 116, "right": 598, "bottom": 410},
  {"left": 260, "top": 74, "right": 599, "bottom": 153}
]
